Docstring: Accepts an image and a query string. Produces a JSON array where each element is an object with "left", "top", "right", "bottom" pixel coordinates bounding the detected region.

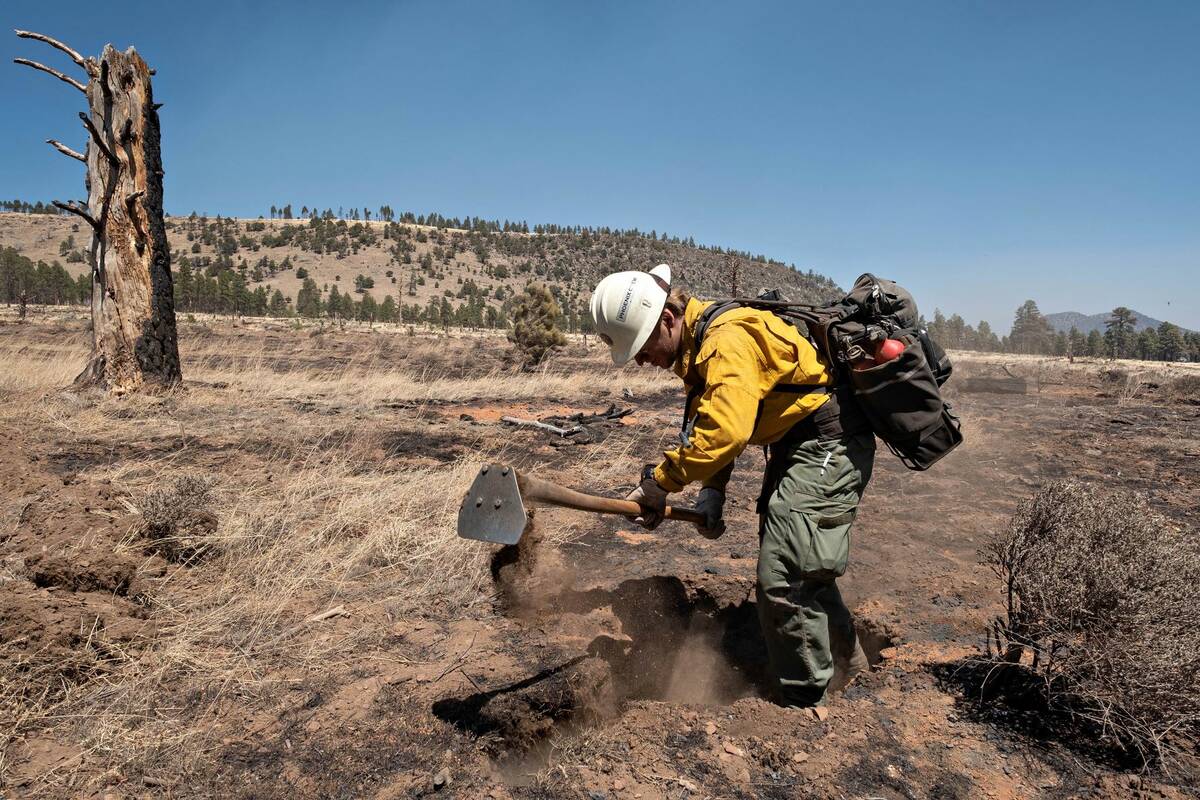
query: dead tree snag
[{"left": 14, "top": 30, "right": 181, "bottom": 393}]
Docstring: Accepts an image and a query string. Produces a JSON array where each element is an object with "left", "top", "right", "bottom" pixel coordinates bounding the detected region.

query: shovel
[{"left": 457, "top": 464, "right": 706, "bottom": 544}]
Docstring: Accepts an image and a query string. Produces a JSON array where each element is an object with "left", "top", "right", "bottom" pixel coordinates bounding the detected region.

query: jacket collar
[{"left": 673, "top": 297, "right": 711, "bottom": 383}]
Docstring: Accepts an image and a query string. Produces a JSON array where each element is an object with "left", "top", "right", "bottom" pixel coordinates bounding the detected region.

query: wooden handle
[{"left": 517, "top": 473, "right": 706, "bottom": 526}]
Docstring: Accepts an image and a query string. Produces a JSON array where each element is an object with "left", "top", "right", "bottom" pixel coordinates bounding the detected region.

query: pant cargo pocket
[{"left": 793, "top": 508, "right": 852, "bottom": 580}]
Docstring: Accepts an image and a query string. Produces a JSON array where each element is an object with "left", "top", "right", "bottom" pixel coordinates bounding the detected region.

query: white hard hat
[{"left": 589, "top": 264, "right": 672, "bottom": 365}]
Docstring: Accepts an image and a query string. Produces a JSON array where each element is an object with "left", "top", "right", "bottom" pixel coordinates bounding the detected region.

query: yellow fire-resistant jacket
[{"left": 652, "top": 298, "right": 835, "bottom": 492}]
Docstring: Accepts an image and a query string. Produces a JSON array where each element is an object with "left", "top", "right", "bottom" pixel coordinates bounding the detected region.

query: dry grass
[
  {"left": 1167, "top": 374, "right": 1200, "bottom": 405},
  {"left": 0, "top": 319, "right": 674, "bottom": 407},
  {"left": 0, "top": 338, "right": 90, "bottom": 394},
  {"left": 22, "top": 448, "right": 495, "bottom": 788},
  {"left": 0, "top": 314, "right": 671, "bottom": 791},
  {"left": 195, "top": 357, "right": 669, "bottom": 407},
  {"left": 987, "top": 481, "right": 1200, "bottom": 766},
  {"left": 1116, "top": 372, "right": 1146, "bottom": 406}
]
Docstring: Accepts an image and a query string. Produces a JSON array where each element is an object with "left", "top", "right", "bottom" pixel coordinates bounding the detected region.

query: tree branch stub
[
  {"left": 14, "top": 29, "right": 93, "bottom": 74},
  {"left": 13, "top": 57, "right": 86, "bottom": 92},
  {"left": 46, "top": 138, "right": 86, "bottom": 162},
  {"left": 52, "top": 200, "right": 100, "bottom": 232},
  {"left": 78, "top": 111, "right": 120, "bottom": 166}
]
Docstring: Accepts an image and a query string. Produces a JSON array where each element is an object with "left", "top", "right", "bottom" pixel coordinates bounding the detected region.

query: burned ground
[{"left": 1, "top": 310, "right": 1198, "bottom": 799}]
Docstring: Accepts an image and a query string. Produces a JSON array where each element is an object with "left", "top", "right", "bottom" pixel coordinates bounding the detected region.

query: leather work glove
[
  {"left": 625, "top": 465, "right": 669, "bottom": 530},
  {"left": 694, "top": 487, "right": 727, "bottom": 539}
]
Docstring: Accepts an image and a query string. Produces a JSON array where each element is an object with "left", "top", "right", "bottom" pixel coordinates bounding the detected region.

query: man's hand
[
  {"left": 626, "top": 466, "right": 668, "bottom": 530},
  {"left": 695, "top": 487, "right": 727, "bottom": 539}
]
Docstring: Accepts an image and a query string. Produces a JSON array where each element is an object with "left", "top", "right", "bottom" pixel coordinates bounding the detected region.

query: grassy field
[
  {"left": 0, "top": 307, "right": 679, "bottom": 792},
  {"left": 2, "top": 307, "right": 1197, "bottom": 798}
]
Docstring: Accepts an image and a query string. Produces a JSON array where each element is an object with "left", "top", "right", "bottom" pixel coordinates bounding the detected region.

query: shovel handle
[{"left": 517, "top": 473, "right": 706, "bottom": 526}]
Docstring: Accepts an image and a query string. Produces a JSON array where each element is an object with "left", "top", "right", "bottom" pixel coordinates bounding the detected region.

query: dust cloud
[
  {"left": 660, "top": 629, "right": 753, "bottom": 705},
  {"left": 490, "top": 513, "right": 577, "bottom": 618}
]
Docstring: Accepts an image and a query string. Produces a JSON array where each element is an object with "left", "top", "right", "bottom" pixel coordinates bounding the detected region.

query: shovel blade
[{"left": 457, "top": 464, "right": 528, "bottom": 545}]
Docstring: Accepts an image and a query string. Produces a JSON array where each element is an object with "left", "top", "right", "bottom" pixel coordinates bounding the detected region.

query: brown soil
[
  {"left": 2, "top": 314, "right": 1198, "bottom": 799},
  {"left": 0, "top": 433, "right": 164, "bottom": 709}
]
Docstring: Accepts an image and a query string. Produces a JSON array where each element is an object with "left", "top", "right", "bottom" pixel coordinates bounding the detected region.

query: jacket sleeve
[
  {"left": 653, "top": 330, "right": 766, "bottom": 492},
  {"left": 702, "top": 461, "right": 736, "bottom": 493}
]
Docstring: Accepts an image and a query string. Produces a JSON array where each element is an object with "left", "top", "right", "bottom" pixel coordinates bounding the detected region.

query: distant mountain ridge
[{"left": 1045, "top": 309, "right": 1194, "bottom": 336}]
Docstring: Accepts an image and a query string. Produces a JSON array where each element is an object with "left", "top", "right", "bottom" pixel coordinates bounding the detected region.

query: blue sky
[{"left": 3, "top": 1, "right": 1198, "bottom": 332}]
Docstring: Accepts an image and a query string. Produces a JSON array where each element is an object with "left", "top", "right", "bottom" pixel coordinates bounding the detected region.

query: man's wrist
[{"left": 652, "top": 464, "right": 684, "bottom": 493}]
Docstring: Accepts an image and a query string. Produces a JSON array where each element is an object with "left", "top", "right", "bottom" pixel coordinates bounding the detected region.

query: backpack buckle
[{"left": 680, "top": 414, "right": 697, "bottom": 448}]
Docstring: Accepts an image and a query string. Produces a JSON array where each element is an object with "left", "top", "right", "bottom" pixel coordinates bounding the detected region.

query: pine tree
[
  {"left": 359, "top": 292, "right": 377, "bottom": 322},
  {"left": 1086, "top": 328, "right": 1104, "bottom": 357},
  {"left": 946, "top": 314, "right": 966, "bottom": 349},
  {"left": 1068, "top": 326, "right": 1087, "bottom": 358},
  {"left": 251, "top": 286, "right": 269, "bottom": 315},
  {"left": 175, "top": 260, "right": 194, "bottom": 310},
  {"left": 1103, "top": 307, "right": 1137, "bottom": 359},
  {"left": 327, "top": 284, "right": 342, "bottom": 319},
  {"left": 1135, "top": 328, "right": 1160, "bottom": 360},
  {"left": 379, "top": 295, "right": 397, "bottom": 322},
  {"left": 976, "top": 320, "right": 998, "bottom": 352},
  {"left": 1157, "top": 322, "right": 1185, "bottom": 362},
  {"left": 1010, "top": 300, "right": 1054, "bottom": 355},
  {"left": 297, "top": 277, "right": 322, "bottom": 318},
  {"left": 508, "top": 283, "right": 567, "bottom": 368},
  {"left": 268, "top": 290, "right": 289, "bottom": 317},
  {"left": 927, "top": 309, "right": 948, "bottom": 344},
  {"left": 1053, "top": 331, "right": 1068, "bottom": 356}
]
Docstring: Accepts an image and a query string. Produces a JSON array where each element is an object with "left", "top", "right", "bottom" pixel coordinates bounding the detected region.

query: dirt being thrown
[{"left": 490, "top": 513, "right": 577, "bottom": 618}]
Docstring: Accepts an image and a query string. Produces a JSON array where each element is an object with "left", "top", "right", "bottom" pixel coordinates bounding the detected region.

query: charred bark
[{"left": 15, "top": 32, "right": 181, "bottom": 393}]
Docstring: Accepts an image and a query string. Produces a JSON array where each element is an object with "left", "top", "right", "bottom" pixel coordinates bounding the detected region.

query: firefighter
[{"left": 590, "top": 264, "right": 873, "bottom": 707}]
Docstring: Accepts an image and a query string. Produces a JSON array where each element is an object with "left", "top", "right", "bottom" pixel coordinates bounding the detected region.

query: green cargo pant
[{"left": 756, "top": 431, "right": 875, "bottom": 707}]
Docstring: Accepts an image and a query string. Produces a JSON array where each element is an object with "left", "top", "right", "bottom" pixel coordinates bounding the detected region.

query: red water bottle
[
  {"left": 852, "top": 337, "right": 906, "bottom": 370},
  {"left": 875, "top": 338, "right": 905, "bottom": 363}
]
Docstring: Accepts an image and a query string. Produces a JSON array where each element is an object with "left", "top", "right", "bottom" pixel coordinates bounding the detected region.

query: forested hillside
[
  {"left": 10, "top": 206, "right": 1195, "bottom": 362},
  {"left": 1045, "top": 309, "right": 1192, "bottom": 336},
  {"left": 0, "top": 208, "right": 841, "bottom": 330},
  {"left": 994, "top": 300, "right": 1200, "bottom": 362}
]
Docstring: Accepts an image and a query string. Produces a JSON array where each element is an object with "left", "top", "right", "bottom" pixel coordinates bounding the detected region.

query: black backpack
[{"left": 687, "top": 273, "right": 962, "bottom": 471}]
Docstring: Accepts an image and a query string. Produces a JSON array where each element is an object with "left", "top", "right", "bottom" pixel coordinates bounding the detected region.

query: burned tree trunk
[{"left": 15, "top": 31, "right": 181, "bottom": 393}]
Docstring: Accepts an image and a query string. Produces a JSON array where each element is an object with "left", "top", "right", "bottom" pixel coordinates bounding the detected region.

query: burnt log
[{"left": 961, "top": 376, "right": 1027, "bottom": 395}]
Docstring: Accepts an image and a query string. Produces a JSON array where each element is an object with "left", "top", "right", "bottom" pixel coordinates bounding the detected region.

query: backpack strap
[{"left": 679, "top": 301, "right": 742, "bottom": 446}]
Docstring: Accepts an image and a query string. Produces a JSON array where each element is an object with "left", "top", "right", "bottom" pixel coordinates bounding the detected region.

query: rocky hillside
[{"left": 0, "top": 211, "right": 841, "bottom": 326}]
